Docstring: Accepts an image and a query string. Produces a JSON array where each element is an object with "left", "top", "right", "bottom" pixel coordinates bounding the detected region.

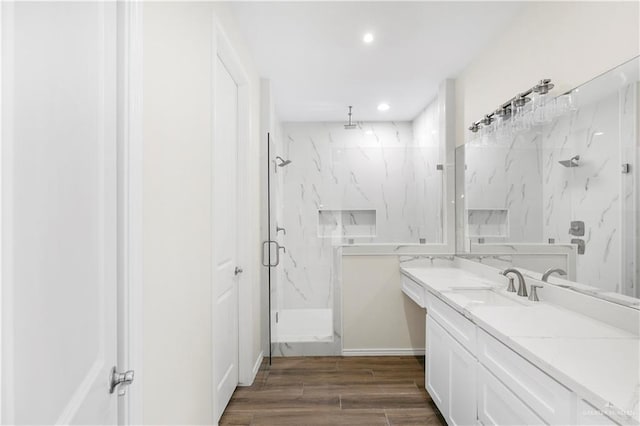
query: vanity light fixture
[
  {"left": 363, "top": 32, "right": 374, "bottom": 43},
  {"left": 512, "top": 93, "right": 531, "bottom": 108},
  {"left": 481, "top": 114, "right": 494, "bottom": 126},
  {"left": 377, "top": 103, "right": 390, "bottom": 111},
  {"left": 468, "top": 78, "right": 555, "bottom": 134},
  {"left": 533, "top": 78, "right": 554, "bottom": 95},
  {"left": 495, "top": 107, "right": 512, "bottom": 120}
]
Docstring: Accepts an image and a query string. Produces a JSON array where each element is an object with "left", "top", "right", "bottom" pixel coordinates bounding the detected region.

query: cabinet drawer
[
  {"left": 401, "top": 275, "right": 426, "bottom": 308},
  {"left": 477, "top": 329, "right": 572, "bottom": 424},
  {"left": 478, "top": 364, "right": 545, "bottom": 426},
  {"left": 426, "top": 292, "right": 476, "bottom": 353}
]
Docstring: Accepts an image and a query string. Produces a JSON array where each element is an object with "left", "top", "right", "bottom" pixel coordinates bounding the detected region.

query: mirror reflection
[{"left": 457, "top": 56, "right": 640, "bottom": 307}]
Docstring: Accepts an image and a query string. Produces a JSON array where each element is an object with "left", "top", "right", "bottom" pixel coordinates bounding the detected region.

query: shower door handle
[
  {"left": 261, "top": 240, "right": 281, "bottom": 267},
  {"left": 273, "top": 242, "right": 281, "bottom": 266}
]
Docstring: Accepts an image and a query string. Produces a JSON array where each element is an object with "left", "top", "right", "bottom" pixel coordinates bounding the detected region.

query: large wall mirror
[{"left": 455, "top": 56, "right": 640, "bottom": 309}]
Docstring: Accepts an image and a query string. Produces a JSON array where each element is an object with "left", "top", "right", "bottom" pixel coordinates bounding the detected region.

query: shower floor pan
[{"left": 273, "top": 308, "right": 333, "bottom": 343}]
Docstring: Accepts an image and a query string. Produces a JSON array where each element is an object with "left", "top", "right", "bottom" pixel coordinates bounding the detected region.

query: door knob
[
  {"left": 110, "top": 367, "right": 134, "bottom": 395},
  {"left": 234, "top": 266, "right": 244, "bottom": 275}
]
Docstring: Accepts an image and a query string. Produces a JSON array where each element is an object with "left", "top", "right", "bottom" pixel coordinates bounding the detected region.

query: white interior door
[
  {"left": 212, "top": 56, "right": 240, "bottom": 421},
  {"left": 1, "top": 2, "right": 120, "bottom": 424}
]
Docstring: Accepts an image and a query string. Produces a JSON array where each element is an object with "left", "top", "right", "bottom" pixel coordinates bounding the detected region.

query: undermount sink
[{"left": 449, "top": 288, "right": 526, "bottom": 307}]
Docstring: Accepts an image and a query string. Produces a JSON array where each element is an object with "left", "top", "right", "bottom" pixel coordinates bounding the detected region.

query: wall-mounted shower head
[
  {"left": 344, "top": 106, "right": 357, "bottom": 130},
  {"left": 558, "top": 155, "right": 580, "bottom": 168},
  {"left": 275, "top": 156, "right": 292, "bottom": 167}
]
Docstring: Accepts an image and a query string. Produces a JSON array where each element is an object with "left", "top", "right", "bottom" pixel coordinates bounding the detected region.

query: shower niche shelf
[
  {"left": 466, "top": 208, "right": 509, "bottom": 238},
  {"left": 318, "top": 209, "right": 376, "bottom": 238}
]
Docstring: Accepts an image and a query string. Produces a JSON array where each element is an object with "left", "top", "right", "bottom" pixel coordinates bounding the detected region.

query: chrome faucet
[
  {"left": 541, "top": 268, "right": 567, "bottom": 282},
  {"left": 501, "top": 268, "right": 528, "bottom": 297}
]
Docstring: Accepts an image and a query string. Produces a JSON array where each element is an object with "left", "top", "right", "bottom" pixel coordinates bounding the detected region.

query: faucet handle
[
  {"left": 529, "top": 284, "right": 543, "bottom": 302},
  {"left": 506, "top": 276, "right": 516, "bottom": 293}
]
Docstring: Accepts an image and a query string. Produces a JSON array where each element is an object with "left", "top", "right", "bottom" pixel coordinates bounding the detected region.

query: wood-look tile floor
[{"left": 220, "top": 356, "right": 446, "bottom": 426}]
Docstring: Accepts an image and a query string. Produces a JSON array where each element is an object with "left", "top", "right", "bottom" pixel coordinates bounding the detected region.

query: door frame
[
  {"left": 117, "top": 1, "right": 144, "bottom": 425},
  {"left": 0, "top": 2, "right": 15, "bottom": 422},
  {"left": 210, "top": 14, "right": 260, "bottom": 409},
  {"left": 0, "top": 2, "right": 144, "bottom": 424}
]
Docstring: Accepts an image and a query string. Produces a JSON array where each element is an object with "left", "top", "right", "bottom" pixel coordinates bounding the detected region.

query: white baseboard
[
  {"left": 238, "top": 350, "right": 264, "bottom": 387},
  {"left": 252, "top": 350, "right": 264, "bottom": 376},
  {"left": 342, "top": 348, "right": 425, "bottom": 356}
]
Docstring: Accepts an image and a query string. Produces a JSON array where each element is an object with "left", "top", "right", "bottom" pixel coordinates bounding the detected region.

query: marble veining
[
  {"left": 269, "top": 99, "right": 444, "bottom": 354},
  {"left": 465, "top": 81, "right": 638, "bottom": 296}
]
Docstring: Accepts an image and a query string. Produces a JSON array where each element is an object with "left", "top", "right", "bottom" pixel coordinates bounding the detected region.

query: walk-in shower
[
  {"left": 264, "top": 132, "right": 337, "bottom": 361},
  {"left": 264, "top": 107, "right": 446, "bottom": 358}
]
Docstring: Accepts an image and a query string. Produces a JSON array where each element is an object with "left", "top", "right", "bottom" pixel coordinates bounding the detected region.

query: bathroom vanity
[{"left": 401, "top": 259, "right": 640, "bottom": 426}]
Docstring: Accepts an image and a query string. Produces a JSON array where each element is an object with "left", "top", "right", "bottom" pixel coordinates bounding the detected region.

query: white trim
[
  {"left": 211, "top": 11, "right": 258, "bottom": 420},
  {"left": 0, "top": 0, "right": 4, "bottom": 419},
  {"left": 237, "top": 350, "right": 264, "bottom": 388},
  {"left": 341, "top": 244, "right": 454, "bottom": 256},
  {"left": 342, "top": 348, "right": 426, "bottom": 357},
  {"left": 118, "top": 1, "right": 144, "bottom": 425},
  {"left": 252, "top": 351, "right": 264, "bottom": 379},
  {"left": 441, "top": 79, "right": 457, "bottom": 253},
  {"left": 0, "top": 2, "right": 16, "bottom": 423}
]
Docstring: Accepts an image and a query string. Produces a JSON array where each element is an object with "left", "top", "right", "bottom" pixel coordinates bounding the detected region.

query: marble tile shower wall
[
  {"left": 465, "top": 82, "right": 637, "bottom": 294},
  {"left": 543, "top": 83, "right": 637, "bottom": 294},
  {"left": 465, "top": 133, "right": 544, "bottom": 243},
  {"left": 275, "top": 115, "right": 443, "bottom": 311}
]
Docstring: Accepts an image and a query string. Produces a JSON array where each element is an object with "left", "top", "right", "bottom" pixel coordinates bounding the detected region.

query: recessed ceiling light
[
  {"left": 363, "top": 33, "right": 374, "bottom": 44},
  {"left": 377, "top": 103, "right": 390, "bottom": 111}
]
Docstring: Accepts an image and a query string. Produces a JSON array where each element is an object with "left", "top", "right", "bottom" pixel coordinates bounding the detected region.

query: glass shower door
[{"left": 263, "top": 132, "right": 279, "bottom": 364}]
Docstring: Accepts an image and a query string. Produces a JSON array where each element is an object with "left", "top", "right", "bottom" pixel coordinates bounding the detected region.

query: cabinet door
[
  {"left": 478, "top": 364, "right": 545, "bottom": 426},
  {"left": 427, "top": 316, "right": 450, "bottom": 419},
  {"left": 449, "top": 334, "right": 478, "bottom": 426},
  {"left": 428, "top": 316, "right": 478, "bottom": 425}
]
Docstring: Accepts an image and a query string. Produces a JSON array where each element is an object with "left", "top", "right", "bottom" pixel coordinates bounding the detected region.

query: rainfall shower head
[
  {"left": 275, "top": 156, "right": 292, "bottom": 167},
  {"left": 344, "top": 106, "right": 357, "bottom": 130},
  {"left": 558, "top": 155, "right": 580, "bottom": 168}
]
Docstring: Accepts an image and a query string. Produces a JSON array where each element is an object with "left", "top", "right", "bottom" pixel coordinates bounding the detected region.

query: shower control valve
[{"left": 568, "top": 221, "right": 585, "bottom": 236}]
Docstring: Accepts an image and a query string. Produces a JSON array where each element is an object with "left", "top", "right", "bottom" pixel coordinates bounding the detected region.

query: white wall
[
  {"left": 342, "top": 256, "right": 425, "bottom": 352},
  {"left": 456, "top": 1, "right": 640, "bottom": 146},
  {"left": 142, "top": 2, "right": 261, "bottom": 423}
]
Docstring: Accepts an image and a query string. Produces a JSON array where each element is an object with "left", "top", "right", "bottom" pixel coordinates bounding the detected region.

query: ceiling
[{"left": 230, "top": 2, "right": 524, "bottom": 122}]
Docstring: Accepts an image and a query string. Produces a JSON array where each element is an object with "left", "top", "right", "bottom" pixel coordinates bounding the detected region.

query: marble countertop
[{"left": 401, "top": 266, "right": 640, "bottom": 425}]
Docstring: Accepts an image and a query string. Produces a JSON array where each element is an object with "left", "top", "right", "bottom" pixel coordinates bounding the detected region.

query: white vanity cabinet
[
  {"left": 402, "top": 268, "right": 633, "bottom": 425},
  {"left": 427, "top": 315, "right": 478, "bottom": 426},
  {"left": 425, "top": 293, "right": 478, "bottom": 426},
  {"left": 477, "top": 363, "right": 544, "bottom": 425},
  {"left": 476, "top": 328, "right": 573, "bottom": 424},
  {"left": 419, "top": 287, "right": 619, "bottom": 426},
  {"left": 401, "top": 274, "right": 426, "bottom": 308}
]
